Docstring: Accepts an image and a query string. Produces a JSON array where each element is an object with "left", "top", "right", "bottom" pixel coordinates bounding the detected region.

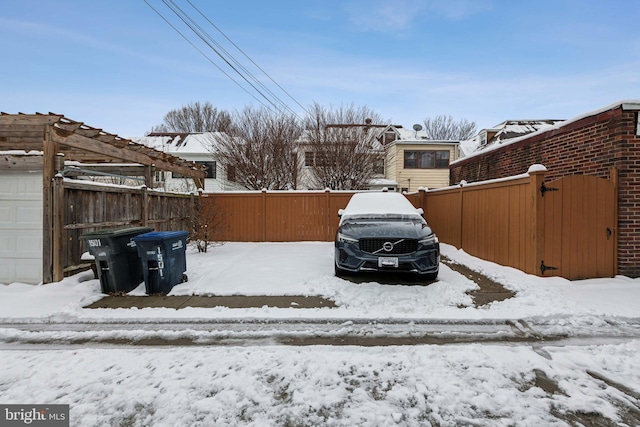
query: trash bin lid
[
  {"left": 132, "top": 230, "right": 189, "bottom": 241},
  {"left": 81, "top": 226, "right": 154, "bottom": 239}
]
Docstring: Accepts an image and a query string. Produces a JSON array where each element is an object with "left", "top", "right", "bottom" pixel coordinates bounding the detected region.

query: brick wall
[{"left": 450, "top": 105, "right": 640, "bottom": 277}]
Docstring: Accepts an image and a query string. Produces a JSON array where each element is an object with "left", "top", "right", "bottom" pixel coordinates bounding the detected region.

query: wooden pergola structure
[
  {"left": 0, "top": 113, "right": 206, "bottom": 186},
  {"left": 0, "top": 112, "right": 206, "bottom": 283}
]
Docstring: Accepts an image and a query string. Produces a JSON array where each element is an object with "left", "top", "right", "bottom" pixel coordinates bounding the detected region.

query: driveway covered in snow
[{"left": 1, "top": 242, "right": 640, "bottom": 425}]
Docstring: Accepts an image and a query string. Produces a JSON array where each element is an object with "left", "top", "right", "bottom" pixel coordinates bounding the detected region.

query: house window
[
  {"left": 304, "top": 151, "right": 314, "bottom": 167},
  {"left": 304, "top": 151, "right": 330, "bottom": 167},
  {"left": 374, "top": 158, "right": 385, "bottom": 175},
  {"left": 154, "top": 171, "right": 165, "bottom": 182},
  {"left": 384, "top": 131, "right": 397, "bottom": 144},
  {"left": 173, "top": 161, "right": 216, "bottom": 179},
  {"left": 404, "top": 150, "right": 450, "bottom": 169},
  {"left": 436, "top": 151, "right": 450, "bottom": 168},
  {"left": 197, "top": 161, "right": 216, "bottom": 179}
]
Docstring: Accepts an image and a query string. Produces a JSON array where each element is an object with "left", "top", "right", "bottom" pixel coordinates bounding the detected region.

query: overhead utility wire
[
  {"left": 158, "top": 0, "right": 285, "bottom": 114},
  {"left": 185, "top": 0, "right": 308, "bottom": 115},
  {"left": 162, "top": 0, "right": 296, "bottom": 116},
  {"left": 143, "top": 0, "right": 274, "bottom": 112}
]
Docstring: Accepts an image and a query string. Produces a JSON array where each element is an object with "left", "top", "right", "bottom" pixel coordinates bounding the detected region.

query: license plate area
[{"left": 378, "top": 257, "right": 399, "bottom": 268}]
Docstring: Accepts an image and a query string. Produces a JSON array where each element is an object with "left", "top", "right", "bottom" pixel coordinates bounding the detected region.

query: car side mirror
[{"left": 338, "top": 209, "right": 344, "bottom": 218}]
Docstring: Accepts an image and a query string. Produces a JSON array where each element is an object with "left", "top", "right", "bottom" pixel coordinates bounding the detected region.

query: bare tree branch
[
  {"left": 302, "top": 102, "right": 387, "bottom": 190},
  {"left": 150, "top": 101, "right": 231, "bottom": 133},
  {"left": 423, "top": 115, "right": 477, "bottom": 140},
  {"left": 208, "top": 106, "right": 302, "bottom": 190}
]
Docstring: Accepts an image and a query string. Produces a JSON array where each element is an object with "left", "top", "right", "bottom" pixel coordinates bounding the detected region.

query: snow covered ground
[{"left": 1, "top": 242, "right": 640, "bottom": 426}]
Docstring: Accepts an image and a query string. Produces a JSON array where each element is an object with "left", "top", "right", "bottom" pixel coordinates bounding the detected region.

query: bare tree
[
  {"left": 423, "top": 115, "right": 477, "bottom": 140},
  {"left": 303, "top": 102, "right": 387, "bottom": 190},
  {"left": 208, "top": 106, "right": 302, "bottom": 190},
  {"left": 150, "top": 101, "right": 231, "bottom": 133},
  {"left": 190, "top": 195, "right": 228, "bottom": 253}
]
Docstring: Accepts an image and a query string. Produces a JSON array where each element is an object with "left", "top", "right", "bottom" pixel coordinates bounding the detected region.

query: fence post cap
[{"left": 528, "top": 164, "right": 547, "bottom": 174}]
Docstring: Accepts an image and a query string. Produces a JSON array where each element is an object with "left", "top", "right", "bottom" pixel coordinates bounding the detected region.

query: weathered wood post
[
  {"left": 140, "top": 186, "right": 148, "bottom": 227},
  {"left": 42, "top": 126, "right": 59, "bottom": 283},
  {"left": 52, "top": 174, "right": 65, "bottom": 282}
]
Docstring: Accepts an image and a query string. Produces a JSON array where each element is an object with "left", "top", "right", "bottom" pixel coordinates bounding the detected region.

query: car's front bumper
[{"left": 335, "top": 241, "right": 440, "bottom": 275}]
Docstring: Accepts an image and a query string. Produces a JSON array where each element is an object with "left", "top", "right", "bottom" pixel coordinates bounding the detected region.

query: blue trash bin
[{"left": 132, "top": 231, "right": 189, "bottom": 294}]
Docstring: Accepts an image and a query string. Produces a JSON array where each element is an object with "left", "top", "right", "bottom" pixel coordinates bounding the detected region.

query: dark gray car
[{"left": 334, "top": 192, "right": 440, "bottom": 279}]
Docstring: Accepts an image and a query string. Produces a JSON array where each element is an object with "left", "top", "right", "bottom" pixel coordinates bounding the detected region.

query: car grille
[{"left": 359, "top": 239, "right": 418, "bottom": 255}]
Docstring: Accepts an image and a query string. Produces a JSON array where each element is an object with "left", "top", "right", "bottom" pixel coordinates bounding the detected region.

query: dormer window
[
  {"left": 384, "top": 131, "right": 397, "bottom": 144},
  {"left": 479, "top": 132, "right": 487, "bottom": 146}
]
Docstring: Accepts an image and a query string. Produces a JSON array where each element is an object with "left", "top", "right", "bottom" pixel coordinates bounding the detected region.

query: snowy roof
[
  {"left": 460, "top": 119, "right": 564, "bottom": 156},
  {"left": 369, "top": 178, "right": 398, "bottom": 186},
  {"left": 132, "top": 132, "right": 223, "bottom": 155},
  {"left": 488, "top": 120, "right": 565, "bottom": 142},
  {"left": 340, "top": 192, "right": 423, "bottom": 220},
  {"left": 455, "top": 99, "right": 640, "bottom": 164},
  {"left": 393, "top": 126, "right": 430, "bottom": 141}
]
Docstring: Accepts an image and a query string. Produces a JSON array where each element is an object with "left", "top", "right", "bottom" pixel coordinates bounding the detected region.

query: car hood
[{"left": 339, "top": 220, "right": 434, "bottom": 240}]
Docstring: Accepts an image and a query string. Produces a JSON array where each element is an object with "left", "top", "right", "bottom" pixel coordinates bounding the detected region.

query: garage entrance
[{"left": 0, "top": 171, "right": 43, "bottom": 284}]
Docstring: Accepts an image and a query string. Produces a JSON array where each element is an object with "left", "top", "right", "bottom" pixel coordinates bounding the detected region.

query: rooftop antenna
[{"left": 413, "top": 123, "right": 423, "bottom": 138}]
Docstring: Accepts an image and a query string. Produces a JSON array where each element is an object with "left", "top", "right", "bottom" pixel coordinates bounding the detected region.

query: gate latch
[
  {"left": 540, "top": 183, "right": 559, "bottom": 197},
  {"left": 540, "top": 261, "right": 558, "bottom": 275}
]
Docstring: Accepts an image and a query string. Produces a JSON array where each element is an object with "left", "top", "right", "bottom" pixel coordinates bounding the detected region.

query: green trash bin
[{"left": 81, "top": 226, "right": 153, "bottom": 294}]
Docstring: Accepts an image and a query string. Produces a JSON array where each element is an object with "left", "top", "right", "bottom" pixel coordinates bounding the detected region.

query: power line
[
  {"left": 143, "top": 0, "right": 275, "bottom": 112},
  {"left": 145, "top": 0, "right": 306, "bottom": 118},
  {"left": 185, "top": 0, "right": 308, "bottom": 114},
  {"left": 160, "top": 0, "right": 288, "bottom": 114}
]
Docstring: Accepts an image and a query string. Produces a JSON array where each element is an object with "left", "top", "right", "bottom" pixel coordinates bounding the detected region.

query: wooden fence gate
[{"left": 541, "top": 173, "right": 617, "bottom": 279}]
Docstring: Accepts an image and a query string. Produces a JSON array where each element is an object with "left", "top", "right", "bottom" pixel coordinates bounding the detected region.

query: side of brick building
[{"left": 450, "top": 101, "right": 640, "bottom": 277}]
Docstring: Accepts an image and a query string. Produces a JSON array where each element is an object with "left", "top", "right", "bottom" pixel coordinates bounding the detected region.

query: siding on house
[
  {"left": 386, "top": 141, "right": 460, "bottom": 191},
  {"left": 449, "top": 101, "right": 640, "bottom": 277}
]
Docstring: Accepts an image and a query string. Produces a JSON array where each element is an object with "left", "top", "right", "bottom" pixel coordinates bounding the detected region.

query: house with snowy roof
[
  {"left": 132, "top": 132, "right": 245, "bottom": 192},
  {"left": 298, "top": 123, "right": 462, "bottom": 191},
  {"left": 377, "top": 124, "right": 463, "bottom": 192}
]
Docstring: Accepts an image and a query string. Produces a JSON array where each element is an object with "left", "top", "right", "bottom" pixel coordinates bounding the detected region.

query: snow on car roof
[{"left": 341, "top": 192, "right": 422, "bottom": 219}]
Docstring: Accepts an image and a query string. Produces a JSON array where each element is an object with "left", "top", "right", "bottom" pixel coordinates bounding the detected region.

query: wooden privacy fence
[
  {"left": 50, "top": 177, "right": 197, "bottom": 282},
  {"left": 200, "top": 190, "right": 355, "bottom": 242},
  {"left": 409, "top": 167, "right": 618, "bottom": 280},
  {"left": 200, "top": 167, "right": 617, "bottom": 280}
]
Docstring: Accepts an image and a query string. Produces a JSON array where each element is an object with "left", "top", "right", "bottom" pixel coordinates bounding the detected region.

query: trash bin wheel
[{"left": 182, "top": 273, "right": 188, "bottom": 283}]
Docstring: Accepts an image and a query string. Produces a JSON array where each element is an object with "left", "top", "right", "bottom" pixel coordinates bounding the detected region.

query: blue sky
[{"left": 1, "top": 0, "right": 638, "bottom": 137}]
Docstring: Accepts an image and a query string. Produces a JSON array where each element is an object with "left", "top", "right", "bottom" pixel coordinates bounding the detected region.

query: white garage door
[{"left": 0, "top": 172, "right": 43, "bottom": 284}]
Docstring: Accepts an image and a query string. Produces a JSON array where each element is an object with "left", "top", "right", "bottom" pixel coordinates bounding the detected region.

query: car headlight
[
  {"left": 337, "top": 232, "right": 358, "bottom": 243},
  {"left": 418, "top": 235, "right": 439, "bottom": 245}
]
